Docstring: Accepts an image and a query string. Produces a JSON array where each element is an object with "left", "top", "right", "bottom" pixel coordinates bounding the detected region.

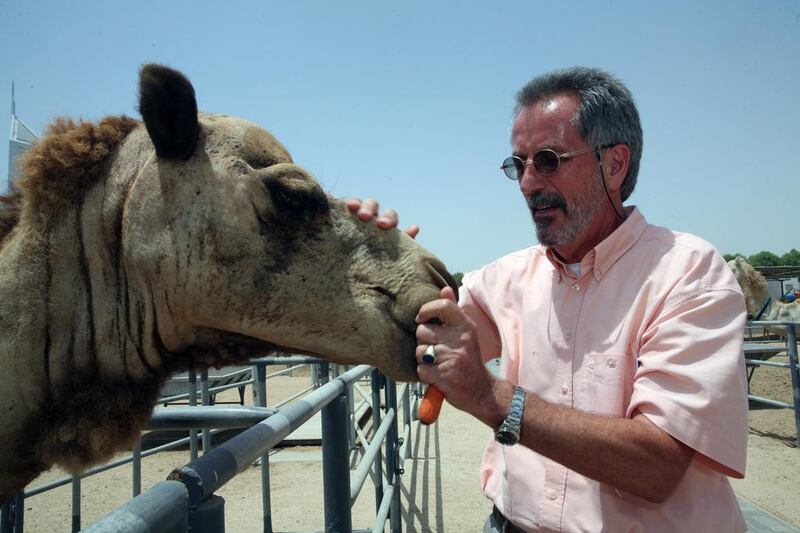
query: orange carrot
[{"left": 419, "top": 385, "right": 445, "bottom": 425}]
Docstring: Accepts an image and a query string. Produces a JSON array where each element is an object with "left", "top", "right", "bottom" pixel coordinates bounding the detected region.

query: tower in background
[{"left": 8, "top": 82, "right": 37, "bottom": 193}]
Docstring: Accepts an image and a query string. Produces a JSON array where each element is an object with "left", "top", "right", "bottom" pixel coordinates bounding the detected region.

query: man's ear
[{"left": 604, "top": 144, "right": 630, "bottom": 193}]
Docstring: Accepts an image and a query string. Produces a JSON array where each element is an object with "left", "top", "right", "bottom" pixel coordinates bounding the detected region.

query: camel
[
  {"left": 727, "top": 256, "right": 800, "bottom": 328},
  {"left": 0, "top": 64, "right": 456, "bottom": 501}
]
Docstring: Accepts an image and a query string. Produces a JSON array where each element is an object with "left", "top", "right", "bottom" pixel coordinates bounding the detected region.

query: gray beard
[{"left": 528, "top": 173, "right": 603, "bottom": 248}]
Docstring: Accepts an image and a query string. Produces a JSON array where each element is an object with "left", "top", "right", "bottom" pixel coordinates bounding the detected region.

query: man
[{"left": 350, "top": 67, "right": 748, "bottom": 532}]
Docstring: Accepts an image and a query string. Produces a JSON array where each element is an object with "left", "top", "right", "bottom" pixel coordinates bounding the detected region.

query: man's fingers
[
  {"left": 404, "top": 225, "right": 420, "bottom": 239},
  {"left": 416, "top": 298, "right": 467, "bottom": 327},
  {"left": 345, "top": 198, "right": 362, "bottom": 213},
  {"left": 357, "top": 198, "right": 379, "bottom": 221},
  {"left": 376, "top": 208, "right": 399, "bottom": 229},
  {"left": 441, "top": 286, "right": 456, "bottom": 302}
]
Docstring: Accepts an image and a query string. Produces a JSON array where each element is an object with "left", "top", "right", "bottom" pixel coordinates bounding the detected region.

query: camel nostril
[{"left": 425, "top": 260, "right": 460, "bottom": 302}]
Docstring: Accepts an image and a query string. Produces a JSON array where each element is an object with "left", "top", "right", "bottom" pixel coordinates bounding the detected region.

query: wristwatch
[{"left": 495, "top": 386, "right": 526, "bottom": 445}]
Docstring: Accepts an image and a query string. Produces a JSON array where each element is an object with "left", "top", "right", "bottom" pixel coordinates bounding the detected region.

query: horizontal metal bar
[
  {"left": 745, "top": 359, "right": 792, "bottom": 369},
  {"left": 371, "top": 483, "right": 395, "bottom": 533},
  {"left": 158, "top": 379, "right": 255, "bottom": 404},
  {"left": 249, "top": 356, "right": 328, "bottom": 366},
  {"left": 272, "top": 384, "right": 316, "bottom": 408},
  {"left": 263, "top": 363, "right": 307, "bottom": 379},
  {"left": 82, "top": 480, "right": 188, "bottom": 533},
  {"left": 748, "top": 395, "right": 792, "bottom": 409},
  {"left": 169, "top": 365, "right": 372, "bottom": 505},
  {"left": 145, "top": 406, "right": 275, "bottom": 430},
  {"left": 158, "top": 362, "right": 313, "bottom": 403},
  {"left": 751, "top": 320, "right": 800, "bottom": 327},
  {"left": 350, "top": 408, "right": 395, "bottom": 504},
  {"left": 24, "top": 426, "right": 231, "bottom": 498}
]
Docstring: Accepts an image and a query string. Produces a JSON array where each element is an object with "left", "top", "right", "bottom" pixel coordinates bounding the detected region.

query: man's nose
[{"left": 518, "top": 161, "right": 548, "bottom": 196}]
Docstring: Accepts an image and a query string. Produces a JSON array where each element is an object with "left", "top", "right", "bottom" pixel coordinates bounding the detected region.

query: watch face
[{"left": 495, "top": 427, "right": 519, "bottom": 446}]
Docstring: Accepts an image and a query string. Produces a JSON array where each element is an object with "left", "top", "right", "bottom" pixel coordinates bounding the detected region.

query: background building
[{"left": 6, "top": 82, "right": 37, "bottom": 194}]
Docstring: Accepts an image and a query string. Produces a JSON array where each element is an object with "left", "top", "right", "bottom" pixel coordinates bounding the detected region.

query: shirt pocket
[{"left": 576, "top": 353, "right": 632, "bottom": 417}]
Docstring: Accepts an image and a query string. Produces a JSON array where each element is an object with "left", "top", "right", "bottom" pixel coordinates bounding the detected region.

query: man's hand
[
  {"left": 345, "top": 197, "right": 420, "bottom": 238},
  {"left": 414, "top": 287, "right": 502, "bottom": 426}
]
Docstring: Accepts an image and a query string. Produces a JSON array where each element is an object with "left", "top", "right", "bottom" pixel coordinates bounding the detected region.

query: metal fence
[
  {"left": 1, "top": 358, "right": 423, "bottom": 532},
  {"left": 744, "top": 320, "right": 800, "bottom": 446}
]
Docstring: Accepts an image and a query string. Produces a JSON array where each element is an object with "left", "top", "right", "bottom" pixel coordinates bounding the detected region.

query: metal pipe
[
  {"left": 25, "top": 427, "right": 229, "bottom": 498},
  {"left": 168, "top": 366, "right": 371, "bottom": 507},
  {"left": 256, "top": 363, "right": 273, "bottom": 533},
  {"left": 322, "top": 388, "right": 352, "bottom": 532},
  {"left": 786, "top": 326, "right": 800, "bottom": 446},
  {"left": 351, "top": 408, "right": 395, "bottom": 505},
  {"left": 133, "top": 440, "right": 142, "bottom": 496},
  {"left": 145, "top": 407, "right": 275, "bottom": 430},
  {"left": 748, "top": 395, "right": 792, "bottom": 409},
  {"left": 385, "top": 378, "right": 402, "bottom": 533},
  {"left": 82, "top": 481, "right": 188, "bottom": 533},
  {"left": 0, "top": 498, "right": 11, "bottom": 533},
  {"left": 745, "top": 359, "right": 792, "bottom": 369},
  {"left": 371, "top": 484, "right": 395, "bottom": 533},
  {"left": 249, "top": 356, "right": 327, "bottom": 366},
  {"left": 370, "top": 369, "right": 384, "bottom": 515},
  {"left": 401, "top": 384, "right": 411, "bottom": 460},
  {"left": 70, "top": 474, "right": 81, "bottom": 532},
  {"left": 189, "top": 369, "right": 199, "bottom": 461},
  {"left": 201, "top": 369, "right": 211, "bottom": 453}
]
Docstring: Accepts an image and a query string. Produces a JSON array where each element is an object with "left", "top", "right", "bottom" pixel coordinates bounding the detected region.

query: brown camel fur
[{"left": 0, "top": 64, "right": 455, "bottom": 501}]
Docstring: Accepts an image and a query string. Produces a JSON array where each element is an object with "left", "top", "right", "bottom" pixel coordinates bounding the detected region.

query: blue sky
[{"left": 1, "top": 1, "right": 798, "bottom": 273}]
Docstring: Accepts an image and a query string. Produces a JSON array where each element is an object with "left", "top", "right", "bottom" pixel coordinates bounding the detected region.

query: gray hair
[{"left": 515, "top": 67, "right": 643, "bottom": 202}]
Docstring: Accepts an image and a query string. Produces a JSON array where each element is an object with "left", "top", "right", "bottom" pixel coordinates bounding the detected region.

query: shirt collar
[{"left": 544, "top": 206, "right": 648, "bottom": 282}]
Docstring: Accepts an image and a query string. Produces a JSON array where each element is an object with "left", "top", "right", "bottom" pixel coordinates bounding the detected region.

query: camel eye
[{"left": 246, "top": 157, "right": 277, "bottom": 170}]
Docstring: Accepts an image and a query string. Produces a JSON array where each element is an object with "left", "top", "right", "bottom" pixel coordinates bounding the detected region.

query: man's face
[{"left": 511, "top": 94, "right": 603, "bottom": 251}]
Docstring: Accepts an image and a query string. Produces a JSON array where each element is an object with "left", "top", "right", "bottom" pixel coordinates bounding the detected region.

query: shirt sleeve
[
  {"left": 460, "top": 271, "right": 502, "bottom": 363},
  {"left": 627, "top": 282, "right": 749, "bottom": 478}
]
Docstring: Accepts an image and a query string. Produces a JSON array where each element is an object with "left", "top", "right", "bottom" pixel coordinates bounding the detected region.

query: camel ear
[{"left": 138, "top": 64, "right": 199, "bottom": 160}]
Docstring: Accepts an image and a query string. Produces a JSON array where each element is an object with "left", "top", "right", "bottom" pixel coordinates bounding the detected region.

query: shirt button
[
  {"left": 547, "top": 489, "right": 559, "bottom": 500},
  {"left": 564, "top": 331, "right": 572, "bottom": 340},
  {"left": 571, "top": 283, "right": 580, "bottom": 292},
  {"left": 607, "top": 359, "right": 617, "bottom": 368},
  {"left": 560, "top": 383, "right": 569, "bottom": 395}
]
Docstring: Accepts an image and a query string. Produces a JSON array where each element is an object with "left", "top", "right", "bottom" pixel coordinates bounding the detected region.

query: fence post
[
  {"left": 322, "top": 385, "right": 352, "bottom": 533},
  {"left": 133, "top": 440, "right": 142, "bottom": 497},
  {"left": 71, "top": 474, "right": 81, "bottom": 532},
  {"left": 201, "top": 369, "right": 211, "bottom": 453},
  {"left": 0, "top": 498, "right": 10, "bottom": 533},
  {"left": 187, "top": 495, "right": 225, "bottom": 533},
  {"left": 189, "top": 369, "right": 199, "bottom": 461},
  {"left": 370, "top": 369, "right": 385, "bottom": 516},
  {"left": 385, "top": 377, "right": 403, "bottom": 533},
  {"left": 787, "top": 325, "right": 800, "bottom": 447},
  {"left": 255, "top": 363, "right": 273, "bottom": 533},
  {"left": 402, "top": 385, "right": 412, "bottom": 460},
  {"left": 0, "top": 492, "right": 23, "bottom": 533}
]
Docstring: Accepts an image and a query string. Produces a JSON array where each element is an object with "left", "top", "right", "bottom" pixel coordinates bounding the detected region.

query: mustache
[{"left": 526, "top": 191, "right": 566, "bottom": 212}]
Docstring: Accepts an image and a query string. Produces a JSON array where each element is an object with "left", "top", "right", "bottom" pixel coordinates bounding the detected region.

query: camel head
[
  {"left": 125, "top": 64, "right": 455, "bottom": 382},
  {"left": 0, "top": 63, "right": 459, "bottom": 500},
  {"left": 727, "top": 255, "right": 768, "bottom": 316}
]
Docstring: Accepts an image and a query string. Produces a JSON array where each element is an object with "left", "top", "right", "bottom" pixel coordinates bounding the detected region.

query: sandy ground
[
  {"left": 731, "top": 352, "right": 800, "bottom": 527},
  {"left": 17, "top": 358, "right": 800, "bottom": 531}
]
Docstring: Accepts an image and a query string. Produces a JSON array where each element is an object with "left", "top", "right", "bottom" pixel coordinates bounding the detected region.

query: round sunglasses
[{"left": 500, "top": 144, "right": 615, "bottom": 180}]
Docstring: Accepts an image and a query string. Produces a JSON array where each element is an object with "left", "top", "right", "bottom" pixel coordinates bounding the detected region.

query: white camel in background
[{"left": 727, "top": 256, "right": 800, "bottom": 331}]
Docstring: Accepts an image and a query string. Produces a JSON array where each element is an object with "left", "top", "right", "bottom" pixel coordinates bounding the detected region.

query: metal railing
[
  {"left": 2, "top": 359, "right": 424, "bottom": 532},
  {"left": 744, "top": 320, "right": 800, "bottom": 446}
]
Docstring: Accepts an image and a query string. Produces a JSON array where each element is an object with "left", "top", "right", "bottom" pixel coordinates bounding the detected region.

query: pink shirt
[{"left": 461, "top": 208, "right": 748, "bottom": 532}]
